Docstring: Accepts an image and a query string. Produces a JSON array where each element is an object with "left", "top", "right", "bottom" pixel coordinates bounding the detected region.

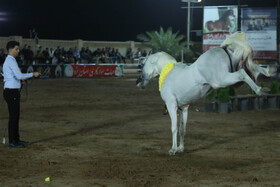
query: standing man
[{"left": 3, "top": 41, "right": 40, "bottom": 148}]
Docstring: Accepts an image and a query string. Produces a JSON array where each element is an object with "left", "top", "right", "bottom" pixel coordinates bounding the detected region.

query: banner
[
  {"left": 241, "top": 8, "right": 277, "bottom": 60},
  {"left": 1, "top": 64, "right": 124, "bottom": 79},
  {"left": 64, "top": 64, "right": 124, "bottom": 78},
  {"left": 203, "top": 6, "right": 238, "bottom": 52}
]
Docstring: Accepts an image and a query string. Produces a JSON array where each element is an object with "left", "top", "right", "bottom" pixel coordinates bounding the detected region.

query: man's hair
[{"left": 6, "top": 41, "right": 20, "bottom": 51}]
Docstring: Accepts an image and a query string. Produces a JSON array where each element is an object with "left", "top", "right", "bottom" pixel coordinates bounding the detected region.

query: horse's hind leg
[
  {"left": 178, "top": 105, "right": 189, "bottom": 153},
  {"left": 166, "top": 101, "right": 178, "bottom": 155}
]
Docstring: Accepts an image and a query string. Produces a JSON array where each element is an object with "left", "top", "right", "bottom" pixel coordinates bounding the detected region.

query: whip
[
  {"left": 2, "top": 127, "right": 6, "bottom": 144},
  {"left": 20, "top": 78, "right": 33, "bottom": 102}
]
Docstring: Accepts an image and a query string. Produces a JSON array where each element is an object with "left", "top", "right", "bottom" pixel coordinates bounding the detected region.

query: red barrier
[{"left": 64, "top": 64, "right": 123, "bottom": 78}]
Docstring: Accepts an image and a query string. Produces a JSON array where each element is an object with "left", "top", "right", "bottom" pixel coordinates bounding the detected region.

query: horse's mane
[
  {"left": 158, "top": 52, "right": 177, "bottom": 62},
  {"left": 221, "top": 32, "right": 257, "bottom": 82},
  {"left": 221, "top": 32, "right": 252, "bottom": 63}
]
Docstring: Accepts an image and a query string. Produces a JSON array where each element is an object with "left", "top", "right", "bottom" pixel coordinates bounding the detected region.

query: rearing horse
[{"left": 137, "top": 32, "right": 276, "bottom": 155}]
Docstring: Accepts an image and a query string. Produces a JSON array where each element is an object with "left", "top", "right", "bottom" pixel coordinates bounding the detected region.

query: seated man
[
  {"left": 115, "top": 49, "right": 126, "bottom": 64},
  {"left": 73, "top": 47, "right": 81, "bottom": 64},
  {"left": 132, "top": 48, "right": 142, "bottom": 63}
]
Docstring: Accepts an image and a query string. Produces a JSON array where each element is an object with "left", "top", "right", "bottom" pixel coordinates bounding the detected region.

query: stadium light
[
  {"left": 181, "top": 0, "right": 202, "bottom": 49},
  {"left": 181, "top": 0, "right": 201, "bottom": 2}
]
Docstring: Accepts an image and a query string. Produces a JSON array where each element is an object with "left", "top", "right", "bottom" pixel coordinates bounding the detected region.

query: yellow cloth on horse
[{"left": 159, "top": 62, "right": 175, "bottom": 92}]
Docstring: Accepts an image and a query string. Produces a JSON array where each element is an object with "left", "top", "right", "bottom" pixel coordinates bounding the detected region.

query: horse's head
[
  {"left": 220, "top": 9, "right": 235, "bottom": 22},
  {"left": 223, "top": 9, "right": 235, "bottom": 18},
  {"left": 221, "top": 32, "right": 277, "bottom": 81},
  {"left": 136, "top": 53, "right": 159, "bottom": 89},
  {"left": 136, "top": 52, "right": 177, "bottom": 89},
  {"left": 205, "top": 21, "right": 214, "bottom": 31},
  {"left": 228, "top": 10, "right": 234, "bottom": 16}
]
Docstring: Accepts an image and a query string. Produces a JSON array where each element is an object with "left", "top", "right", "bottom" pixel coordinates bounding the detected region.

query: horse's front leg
[
  {"left": 235, "top": 69, "right": 266, "bottom": 95},
  {"left": 212, "top": 69, "right": 264, "bottom": 95},
  {"left": 178, "top": 105, "right": 189, "bottom": 153},
  {"left": 257, "top": 64, "right": 277, "bottom": 77},
  {"left": 166, "top": 101, "right": 178, "bottom": 155}
]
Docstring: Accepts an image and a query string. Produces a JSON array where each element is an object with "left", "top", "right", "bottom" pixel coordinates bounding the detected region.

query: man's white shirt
[{"left": 3, "top": 55, "right": 33, "bottom": 89}]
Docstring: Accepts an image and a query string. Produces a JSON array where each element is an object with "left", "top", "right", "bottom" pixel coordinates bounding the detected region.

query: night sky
[{"left": 0, "top": 0, "right": 278, "bottom": 41}]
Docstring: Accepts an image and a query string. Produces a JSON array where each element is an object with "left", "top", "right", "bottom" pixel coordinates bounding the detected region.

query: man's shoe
[
  {"left": 9, "top": 142, "right": 24, "bottom": 148},
  {"left": 18, "top": 140, "right": 30, "bottom": 146}
]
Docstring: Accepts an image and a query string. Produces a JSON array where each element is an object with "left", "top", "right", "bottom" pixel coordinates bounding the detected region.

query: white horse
[{"left": 137, "top": 32, "right": 276, "bottom": 155}]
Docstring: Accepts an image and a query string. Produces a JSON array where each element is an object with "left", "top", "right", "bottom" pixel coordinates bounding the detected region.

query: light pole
[{"left": 181, "top": 0, "right": 202, "bottom": 49}]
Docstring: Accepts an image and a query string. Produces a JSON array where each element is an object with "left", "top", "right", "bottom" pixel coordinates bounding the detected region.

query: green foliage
[
  {"left": 206, "top": 90, "right": 216, "bottom": 101},
  {"left": 228, "top": 86, "right": 236, "bottom": 96},
  {"left": 217, "top": 88, "right": 230, "bottom": 103},
  {"left": 184, "top": 48, "right": 195, "bottom": 63},
  {"left": 269, "top": 81, "right": 280, "bottom": 94},
  {"left": 248, "top": 88, "right": 256, "bottom": 95},
  {"left": 137, "top": 27, "right": 190, "bottom": 61}
]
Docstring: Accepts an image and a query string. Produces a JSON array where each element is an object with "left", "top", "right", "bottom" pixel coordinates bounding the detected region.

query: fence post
[{"left": 76, "top": 39, "right": 84, "bottom": 50}]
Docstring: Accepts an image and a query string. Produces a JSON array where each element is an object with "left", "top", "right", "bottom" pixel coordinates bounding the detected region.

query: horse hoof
[
  {"left": 168, "top": 149, "right": 176, "bottom": 156},
  {"left": 178, "top": 147, "right": 184, "bottom": 153}
]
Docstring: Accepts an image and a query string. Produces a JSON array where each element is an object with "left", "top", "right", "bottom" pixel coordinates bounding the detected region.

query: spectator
[
  {"left": 134, "top": 48, "right": 142, "bottom": 58},
  {"left": 99, "top": 47, "right": 109, "bottom": 63},
  {"left": 126, "top": 47, "right": 133, "bottom": 61},
  {"left": 43, "top": 48, "right": 50, "bottom": 64},
  {"left": 32, "top": 29, "right": 39, "bottom": 45},
  {"left": 92, "top": 48, "right": 103, "bottom": 64},
  {"left": 73, "top": 47, "right": 81, "bottom": 64},
  {"left": 0, "top": 48, "right": 7, "bottom": 65},
  {"left": 85, "top": 47, "right": 92, "bottom": 55},
  {"left": 21, "top": 45, "right": 28, "bottom": 64},
  {"left": 115, "top": 49, "right": 126, "bottom": 63},
  {"left": 142, "top": 50, "right": 147, "bottom": 57},
  {"left": 35, "top": 46, "right": 44, "bottom": 64},
  {"left": 48, "top": 48, "right": 55, "bottom": 63},
  {"left": 67, "top": 48, "right": 75, "bottom": 64},
  {"left": 61, "top": 47, "right": 67, "bottom": 59},
  {"left": 109, "top": 48, "right": 116, "bottom": 63},
  {"left": 85, "top": 47, "right": 93, "bottom": 63},
  {"left": 80, "top": 47, "right": 91, "bottom": 63},
  {"left": 54, "top": 47, "right": 64, "bottom": 64},
  {"left": 26, "top": 46, "right": 34, "bottom": 65},
  {"left": 132, "top": 48, "right": 142, "bottom": 63}
]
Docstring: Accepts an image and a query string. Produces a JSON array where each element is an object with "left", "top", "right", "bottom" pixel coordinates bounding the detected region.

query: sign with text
[
  {"left": 64, "top": 64, "right": 124, "bottom": 78},
  {"left": 241, "top": 8, "right": 277, "bottom": 60}
]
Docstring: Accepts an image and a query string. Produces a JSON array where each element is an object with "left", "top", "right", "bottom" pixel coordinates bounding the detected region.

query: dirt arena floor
[{"left": 0, "top": 77, "right": 280, "bottom": 187}]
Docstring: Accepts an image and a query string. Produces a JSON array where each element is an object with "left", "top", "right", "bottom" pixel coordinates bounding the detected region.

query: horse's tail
[{"left": 221, "top": 32, "right": 252, "bottom": 62}]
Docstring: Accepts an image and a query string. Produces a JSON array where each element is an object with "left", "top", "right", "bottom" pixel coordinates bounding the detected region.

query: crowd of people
[{"left": 0, "top": 45, "right": 148, "bottom": 65}]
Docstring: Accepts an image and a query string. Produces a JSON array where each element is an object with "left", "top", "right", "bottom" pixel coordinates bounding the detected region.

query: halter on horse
[{"left": 137, "top": 32, "right": 276, "bottom": 155}]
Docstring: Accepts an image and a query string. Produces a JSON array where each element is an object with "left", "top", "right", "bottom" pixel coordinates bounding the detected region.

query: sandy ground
[{"left": 0, "top": 77, "right": 280, "bottom": 187}]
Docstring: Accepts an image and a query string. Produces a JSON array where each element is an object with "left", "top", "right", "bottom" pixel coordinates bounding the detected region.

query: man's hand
[{"left": 33, "top": 72, "right": 41, "bottom": 77}]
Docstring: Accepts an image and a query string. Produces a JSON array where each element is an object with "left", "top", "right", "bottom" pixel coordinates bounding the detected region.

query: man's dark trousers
[{"left": 3, "top": 89, "right": 20, "bottom": 144}]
